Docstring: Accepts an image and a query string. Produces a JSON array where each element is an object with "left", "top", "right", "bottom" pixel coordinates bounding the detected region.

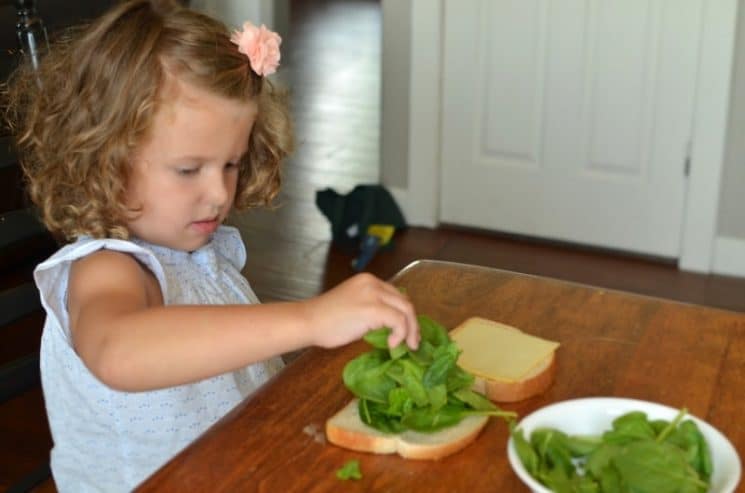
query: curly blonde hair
[{"left": 3, "top": 0, "right": 293, "bottom": 241}]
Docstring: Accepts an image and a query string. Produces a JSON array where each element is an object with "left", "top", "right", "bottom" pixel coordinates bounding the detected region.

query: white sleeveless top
[{"left": 33, "top": 226, "right": 284, "bottom": 492}]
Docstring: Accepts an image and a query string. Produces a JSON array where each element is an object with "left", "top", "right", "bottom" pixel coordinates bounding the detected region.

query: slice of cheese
[{"left": 450, "top": 317, "right": 559, "bottom": 382}]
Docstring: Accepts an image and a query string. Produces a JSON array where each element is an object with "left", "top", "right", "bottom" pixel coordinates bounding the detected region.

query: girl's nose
[{"left": 205, "top": 171, "right": 230, "bottom": 209}]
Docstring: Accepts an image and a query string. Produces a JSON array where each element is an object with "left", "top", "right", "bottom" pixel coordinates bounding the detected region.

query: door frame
[{"left": 394, "top": 0, "right": 737, "bottom": 273}]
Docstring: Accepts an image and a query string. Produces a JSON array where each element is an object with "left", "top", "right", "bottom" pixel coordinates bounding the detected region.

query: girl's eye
[
  {"left": 225, "top": 161, "right": 239, "bottom": 171},
  {"left": 177, "top": 167, "right": 199, "bottom": 176}
]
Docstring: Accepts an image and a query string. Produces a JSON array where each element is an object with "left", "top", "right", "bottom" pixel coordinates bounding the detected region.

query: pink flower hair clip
[{"left": 230, "top": 21, "right": 282, "bottom": 77}]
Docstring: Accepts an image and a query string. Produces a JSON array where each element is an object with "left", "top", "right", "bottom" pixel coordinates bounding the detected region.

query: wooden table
[{"left": 137, "top": 260, "right": 745, "bottom": 492}]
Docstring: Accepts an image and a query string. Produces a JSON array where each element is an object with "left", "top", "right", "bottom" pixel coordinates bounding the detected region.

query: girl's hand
[{"left": 305, "top": 273, "right": 420, "bottom": 350}]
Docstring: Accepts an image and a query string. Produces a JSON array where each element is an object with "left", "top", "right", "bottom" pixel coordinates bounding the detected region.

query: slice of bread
[
  {"left": 471, "top": 351, "right": 556, "bottom": 403},
  {"left": 325, "top": 399, "right": 489, "bottom": 460},
  {"left": 450, "top": 317, "right": 558, "bottom": 403}
]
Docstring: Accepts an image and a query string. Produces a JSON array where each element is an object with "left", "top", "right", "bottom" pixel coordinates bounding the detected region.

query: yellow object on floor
[{"left": 366, "top": 224, "right": 395, "bottom": 246}]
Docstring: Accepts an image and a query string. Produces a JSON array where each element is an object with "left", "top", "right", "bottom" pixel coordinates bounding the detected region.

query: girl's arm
[{"left": 67, "top": 250, "right": 419, "bottom": 392}]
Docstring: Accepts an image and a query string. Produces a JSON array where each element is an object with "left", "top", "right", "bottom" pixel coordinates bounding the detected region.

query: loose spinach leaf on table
[
  {"left": 336, "top": 459, "right": 362, "bottom": 480},
  {"left": 512, "top": 408, "right": 712, "bottom": 493},
  {"left": 344, "top": 315, "right": 516, "bottom": 434}
]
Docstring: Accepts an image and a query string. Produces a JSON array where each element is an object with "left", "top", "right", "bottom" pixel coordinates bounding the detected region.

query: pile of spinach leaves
[
  {"left": 511, "top": 408, "right": 713, "bottom": 493},
  {"left": 342, "top": 315, "right": 516, "bottom": 433}
]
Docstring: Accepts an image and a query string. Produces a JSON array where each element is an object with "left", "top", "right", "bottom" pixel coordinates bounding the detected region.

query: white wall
[
  {"left": 720, "top": 0, "right": 745, "bottom": 240},
  {"left": 712, "top": 0, "right": 745, "bottom": 277},
  {"left": 380, "top": 1, "right": 410, "bottom": 189},
  {"left": 191, "top": 0, "right": 286, "bottom": 34},
  {"left": 381, "top": 0, "right": 441, "bottom": 228},
  {"left": 190, "top": 0, "right": 290, "bottom": 83}
]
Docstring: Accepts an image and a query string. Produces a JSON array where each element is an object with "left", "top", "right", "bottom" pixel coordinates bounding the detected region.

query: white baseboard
[{"left": 712, "top": 236, "right": 745, "bottom": 278}]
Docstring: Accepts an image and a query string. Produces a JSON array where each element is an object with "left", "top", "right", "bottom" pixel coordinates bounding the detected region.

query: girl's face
[{"left": 126, "top": 80, "right": 257, "bottom": 251}]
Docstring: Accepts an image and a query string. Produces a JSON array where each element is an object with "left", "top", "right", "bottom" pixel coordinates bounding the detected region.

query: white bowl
[{"left": 507, "top": 397, "right": 741, "bottom": 493}]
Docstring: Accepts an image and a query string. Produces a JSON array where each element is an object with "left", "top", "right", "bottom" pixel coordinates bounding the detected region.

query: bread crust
[
  {"left": 325, "top": 399, "right": 489, "bottom": 460},
  {"left": 325, "top": 421, "right": 398, "bottom": 455},
  {"left": 396, "top": 423, "right": 487, "bottom": 460},
  {"left": 482, "top": 352, "right": 556, "bottom": 402}
]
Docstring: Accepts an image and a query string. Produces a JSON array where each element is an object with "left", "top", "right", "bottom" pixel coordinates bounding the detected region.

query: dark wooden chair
[
  {"left": 0, "top": 282, "right": 52, "bottom": 493},
  {"left": 0, "top": 4, "right": 56, "bottom": 490},
  {"left": 0, "top": 135, "right": 56, "bottom": 493}
]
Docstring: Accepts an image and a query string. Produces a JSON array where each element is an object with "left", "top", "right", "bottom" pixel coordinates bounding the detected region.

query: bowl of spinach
[{"left": 507, "top": 397, "right": 741, "bottom": 493}]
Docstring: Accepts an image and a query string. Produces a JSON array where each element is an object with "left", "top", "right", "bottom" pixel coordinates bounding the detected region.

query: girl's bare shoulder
[
  {"left": 72, "top": 248, "right": 143, "bottom": 279},
  {"left": 68, "top": 249, "right": 161, "bottom": 306}
]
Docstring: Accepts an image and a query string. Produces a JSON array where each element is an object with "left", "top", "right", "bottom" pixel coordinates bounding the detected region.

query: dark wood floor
[{"left": 3, "top": 0, "right": 745, "bottom": 490}]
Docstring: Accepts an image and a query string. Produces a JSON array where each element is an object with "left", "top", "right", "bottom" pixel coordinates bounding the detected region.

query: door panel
[{"left": 440, "top": 0, "right": 702, "bottom": 257}]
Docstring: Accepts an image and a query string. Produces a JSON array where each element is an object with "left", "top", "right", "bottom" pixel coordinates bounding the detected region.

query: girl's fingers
[
  {"left": 374, "top": 290, "right": 419, "bottom": 350},
  {"left": 378, "top": 279, "right": 407, "bottom": 298}
]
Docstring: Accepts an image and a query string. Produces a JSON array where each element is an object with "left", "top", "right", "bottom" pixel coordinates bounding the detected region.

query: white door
[{"left": 440, "top": 0, "right": 704, "bottom": 257}]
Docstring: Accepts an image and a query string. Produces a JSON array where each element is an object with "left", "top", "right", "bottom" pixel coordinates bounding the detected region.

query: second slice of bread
[
  {"left": 472, "top": 351, "right": 556, "bottom": 402},
  {"left": 325, "top": 399, "right": 489, "bottom": 460},
  {"left": 451, "top": 317, "right": 558, "bottom": 403}
]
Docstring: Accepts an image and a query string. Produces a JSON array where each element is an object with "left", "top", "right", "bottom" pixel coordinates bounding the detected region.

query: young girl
[{"left": 4, "top": 1, "right": 419, "bottom": 491}]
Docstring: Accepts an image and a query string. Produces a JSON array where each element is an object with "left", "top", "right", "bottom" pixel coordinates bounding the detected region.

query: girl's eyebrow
[
  {"left": 170, "top": 154, "right": 206, "bottom": 164},
  {"left": 170, "top": 147, "right": 249, "bottom": 164}
]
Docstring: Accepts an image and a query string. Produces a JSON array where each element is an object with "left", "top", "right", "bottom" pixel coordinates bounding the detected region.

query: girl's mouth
[{"left": 191, "top": 218, "right": 219, "bottom": 234}]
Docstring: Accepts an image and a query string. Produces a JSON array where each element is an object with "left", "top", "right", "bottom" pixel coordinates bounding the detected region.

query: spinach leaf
[
  {"left": 400, "top": 404, "right": 466, "bottom": 432},
  {"left": 597, "top": 464, "right": 623, "bottom": 493},
  {"left": 386, "top": 359, "right": 428, "bottom": 407},
  {"left": 408, "top": 339, "right": 436, "bottom": 366},
  {"left": 655, "top": 407, "right": 687, "bottom": 443},
  {"left": 452, "top": 388, "right": 497, "bottom": 412},
  {"left": 664, "top": 419, "right": 711, "bottom": 481},
  {"left": 418, "top": 315, "right": 450, "bottom": 347},
  {"left": 363, "top": 327, "right": 391, "bottom": 349},
  {"left": 342, "top": 351, "right": 395, "bottom": 403},
  {"left": 389, "top": 342, "right": 408, "bottom": 360},
  {"left": 530, "top": 428, "right": 575, "bottom": 477},
  {"left": 358, "top": 398, "right": 406, "bottom": 433},
  {"left": 336, "top": 459, "right": 362, "bottom": 480},
  {"left": 564, "top": 435, "right": 601, "bottom": 457},
  {"left": 422, "top": 342, "right": 459, "bottom": 388},
  {"left": 446, "top": 365, "right": 476, "bottom": 392},
  {"left": 538, "top": 467, "right": 600, "bottom": 493},
  {"left": 385, "top": 387, "right": 412, "bottom": 417},
  {"left": 363, "top": 327, "right": 410, "bottom": 360},
  {"left": 696, "top": 422, "right": 713, "bottom": 480},
  {"left": 427, "top": 384, "right": 448, "bottom": 412},
  {"left": 602, "top": 411, "right": 656, "bottom": 444},
  {"left": 613, "top": 440, "right": 708, "bottom": 493},
  {"left": 511, "top": 426, "right": 540, "bottom": 477},
  {"left": 585, "top": 442, "right": 622, "bottom": 479}
]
